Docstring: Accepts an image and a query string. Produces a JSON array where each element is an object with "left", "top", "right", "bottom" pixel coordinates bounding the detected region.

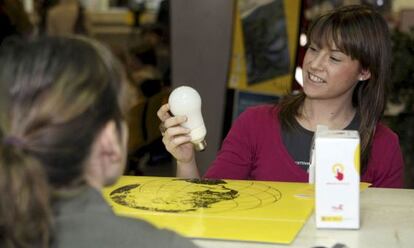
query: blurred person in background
[
  {"left": 0, "top": 0, "right": 33, "bottom": 43},
  {"left": 44, "top": 0, "right": 90, "bottom": 36}
]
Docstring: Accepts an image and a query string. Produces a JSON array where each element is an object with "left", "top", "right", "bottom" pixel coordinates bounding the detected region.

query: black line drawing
[{"left": 110, "top": 178, "right": 282, "bottom": 213}]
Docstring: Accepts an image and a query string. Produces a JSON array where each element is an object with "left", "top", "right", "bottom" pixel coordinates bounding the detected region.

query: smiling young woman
[{"left": 157, "top": 5, "right": 404, "bottom": 188}]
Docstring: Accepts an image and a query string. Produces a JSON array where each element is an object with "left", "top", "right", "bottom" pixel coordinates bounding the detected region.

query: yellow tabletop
[{"left": 103, "top": 176, "right": 315, "bottom": 244}]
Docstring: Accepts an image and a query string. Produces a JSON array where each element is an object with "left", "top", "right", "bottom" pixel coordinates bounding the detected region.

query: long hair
[
  {"left": 279, "top": 5, "right": 392, "bottom": 173},
  {"left": 0, "top": 36, "right": 125, "bottom": 247}
]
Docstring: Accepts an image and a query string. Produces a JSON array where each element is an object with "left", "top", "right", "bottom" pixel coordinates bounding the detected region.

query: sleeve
[{"left": 204, "top": 108, "right": 257, "bottom": 179}]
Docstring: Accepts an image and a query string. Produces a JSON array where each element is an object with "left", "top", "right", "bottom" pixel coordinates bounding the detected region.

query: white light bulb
[{"left": 168, "top": 86, "right": 207, "bottom": 151}]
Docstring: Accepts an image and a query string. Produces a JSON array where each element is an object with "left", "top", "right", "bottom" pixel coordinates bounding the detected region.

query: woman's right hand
[{"left": 157, "top": 103, "right": 195, "bottom": 165}]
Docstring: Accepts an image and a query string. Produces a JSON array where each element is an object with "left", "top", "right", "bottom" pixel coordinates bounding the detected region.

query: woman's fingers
[
  {"left": 157, "top": 104, "right": 171, "bottom": 122},
  {"left": 164, "top": 115, "right": 187, "bottom": 129},
  {"left": 162, "top": 129, "right": 191, "bottom": 151},
  {"left": 164, "top": 125, "right": 190, "bottom": 137},
  {"left": 158, "top": 103, "right": 192, "bottom": 152}
]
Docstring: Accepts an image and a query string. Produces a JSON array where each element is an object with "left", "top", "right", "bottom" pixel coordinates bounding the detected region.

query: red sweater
[{"left": 205, "top": 105, "right": 404, "bottom": 188}]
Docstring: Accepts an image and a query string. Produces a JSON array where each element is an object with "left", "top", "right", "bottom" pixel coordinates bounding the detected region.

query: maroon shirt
[{"left": 205, "top": 105, "right": 404, "bottom": 188}]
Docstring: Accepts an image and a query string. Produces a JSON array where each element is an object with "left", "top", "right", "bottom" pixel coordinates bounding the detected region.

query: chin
[{"left": 104, "top": 176, "right": 120, "bottom": 187}]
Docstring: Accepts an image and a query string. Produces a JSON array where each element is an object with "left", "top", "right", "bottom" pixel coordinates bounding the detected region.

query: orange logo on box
[{"left": 332, "top": 163, "right": 344, "bottom": 181}]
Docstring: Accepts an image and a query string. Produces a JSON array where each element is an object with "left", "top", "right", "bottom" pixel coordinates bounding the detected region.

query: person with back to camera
[
  {"left": 157, "top": 5, "right": 404, "bottom": 188},
  {"left": 0, "top": 36, "right": 198, "bottom": 248}
]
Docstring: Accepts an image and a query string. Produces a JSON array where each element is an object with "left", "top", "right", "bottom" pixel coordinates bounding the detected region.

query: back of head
[{"left": 0, "top": 36, "right": 125, "bottom": 247}]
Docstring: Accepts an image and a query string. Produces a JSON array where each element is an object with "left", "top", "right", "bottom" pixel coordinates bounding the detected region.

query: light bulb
[{"left": 168, "top": 86, "right": 207, "bottom": 151}]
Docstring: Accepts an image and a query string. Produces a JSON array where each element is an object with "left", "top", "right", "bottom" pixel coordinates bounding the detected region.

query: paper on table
[{"left": 103, "top": 176, "right": 314, "bottom": 244}]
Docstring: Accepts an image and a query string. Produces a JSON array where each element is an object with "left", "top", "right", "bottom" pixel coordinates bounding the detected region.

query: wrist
[{"left": 176, "top": 157, "right": 196, "bottom": 167}]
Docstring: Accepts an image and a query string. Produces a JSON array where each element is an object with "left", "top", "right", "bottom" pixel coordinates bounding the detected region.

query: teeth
[{"left": 309, "top": 73, "right": 324, "bottom": 83}]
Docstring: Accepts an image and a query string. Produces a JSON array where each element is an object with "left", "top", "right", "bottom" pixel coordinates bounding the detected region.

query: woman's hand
[{"left": 157, "top": 104, "right": 200, "bottom": 178}]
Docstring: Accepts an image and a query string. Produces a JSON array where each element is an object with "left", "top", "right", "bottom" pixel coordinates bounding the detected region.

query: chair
[
  {"left": 142, "top": 88, "right": 171, "bottom": 166},
  {"left": 126, "top": 88, "right": 171, "bottom": 174}
]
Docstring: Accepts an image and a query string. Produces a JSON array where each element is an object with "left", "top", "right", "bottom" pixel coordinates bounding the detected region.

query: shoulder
[
  {"left": 364, "top": 122, "right": 404, "bottom": 188},
  {"left": 54, "top": 188, "right": 196, "bottom": 248},
  {"left": 370, "top": 122, "right": 402, "bottom": 165},
  {"left": 93, "top": 216, "right": 197, "bottom": 248},
  {"left": 231, "top": 104, "right": 279, "bottom": 134},
  {"left": 238, "top": 104, "right": 278, "bottom": 122},
  {"left": 373, "top": 122, "right": 399, "bottom": 147},
  {"left": 57, "top": 213, "right": 194, "bottom": 247}
]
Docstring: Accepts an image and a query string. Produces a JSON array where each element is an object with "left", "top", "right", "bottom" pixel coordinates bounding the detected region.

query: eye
[
  {"left": 330, "top": 56, "right": 341, "bottom": 62},
  {"left": 308, "top": 46, "right": 318, "bottom": 52}
]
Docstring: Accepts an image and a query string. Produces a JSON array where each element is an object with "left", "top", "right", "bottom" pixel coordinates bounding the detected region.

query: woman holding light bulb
[{"left": 158, "top": 5, "right": 404, "bottom": 188}]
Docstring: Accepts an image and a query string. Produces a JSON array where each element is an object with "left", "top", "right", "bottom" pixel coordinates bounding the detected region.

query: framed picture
[{"left": 228, "top": 0, "right": 301, "bottom": 96}]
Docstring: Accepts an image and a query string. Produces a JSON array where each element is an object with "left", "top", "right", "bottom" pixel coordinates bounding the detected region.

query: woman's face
[
  {"left": 302, "top": 41, "right": 370, "bottom": 103},
  {"left": 102, "top": 120, "right": 129, "bottom": 187},
  {"left": 115, "top": 121, "right": 129, "bottom": 181}
]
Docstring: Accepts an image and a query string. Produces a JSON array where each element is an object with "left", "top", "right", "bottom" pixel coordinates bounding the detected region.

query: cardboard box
[{"left": 315, "top": 129, "right": 360, "bottom": 229}]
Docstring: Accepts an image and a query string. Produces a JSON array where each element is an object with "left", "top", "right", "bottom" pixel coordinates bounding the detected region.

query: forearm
[{"left": 176, "top": 157, "right": 200, "bottom": 179}]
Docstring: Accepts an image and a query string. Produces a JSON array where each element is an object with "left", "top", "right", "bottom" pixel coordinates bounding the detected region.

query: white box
[{"left": 315, "top": 129, "right": 360, "bottom": 229}]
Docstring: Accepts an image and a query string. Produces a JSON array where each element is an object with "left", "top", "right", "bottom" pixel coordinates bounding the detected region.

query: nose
[{"left": 308, "top": 52, "right": 326, "bottom": 71}]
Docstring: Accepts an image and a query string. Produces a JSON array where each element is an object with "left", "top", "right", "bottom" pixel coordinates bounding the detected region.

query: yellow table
[
  {"left": 104, "top": 176, "right": 413, "bottom": 247},
  {"left": 103, "top": 176, "right": 315, "bottom": 244}
]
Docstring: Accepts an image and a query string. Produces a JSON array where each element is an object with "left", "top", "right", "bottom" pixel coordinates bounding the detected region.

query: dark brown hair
[
  {"left": 279, "top": 5, "right": 392, "bottom": 173},
  {"left": 0, "top": 36, "right": 125, "bottom": 247}
]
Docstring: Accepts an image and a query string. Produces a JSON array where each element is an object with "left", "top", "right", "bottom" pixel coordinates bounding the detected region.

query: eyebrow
[{"left": 309, "top": 41, "right": 345, "bottom": 53}]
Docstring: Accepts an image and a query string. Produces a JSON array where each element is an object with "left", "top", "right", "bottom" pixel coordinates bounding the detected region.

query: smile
[{"left": 308, "top": 72, "right": 326, "bottom": 84}]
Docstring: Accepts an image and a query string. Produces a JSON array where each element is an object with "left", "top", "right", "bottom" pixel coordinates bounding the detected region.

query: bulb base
[{"left": 193, "top": 139, "right": 207, "bottom": 152}]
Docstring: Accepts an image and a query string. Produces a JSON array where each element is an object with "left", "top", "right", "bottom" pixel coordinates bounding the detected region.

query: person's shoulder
[
  {"left": 55, "top": 187, "right": 196, "bottom": 248},
  {"left": 373, "top": 122, "right": 399, "bottom": 146},
  {"left": 241, "top": 104, "right": 278, "bottom": 119},
  {"left": 57, "top": 209, "right": 195, "bottom": 247},
  {"left": 116, "top": 216, "right": 197, "bottom": 247},
  {"left": 375, "top": 122, "right": 398, "bottom": 139}
]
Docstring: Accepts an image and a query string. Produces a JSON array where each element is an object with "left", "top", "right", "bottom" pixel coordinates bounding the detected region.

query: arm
[
  {"left": 157, "top": 104, "right": 200, "bottom": 179},
  {"left": 204, "top": 107, "right": 258, "bottom": 179},
  {"left": 375, "top": 139, "right": 404, "bottom": 188},
  {"left": 176, "top": 156, "right": 200, "bottom": 179},
  {"left": 367, "top": 125, "right": 404, "bottom": 188}
]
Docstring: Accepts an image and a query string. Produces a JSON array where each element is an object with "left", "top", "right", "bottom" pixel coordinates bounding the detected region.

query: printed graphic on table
[{"left": 103, "top": 176, "right": 314, "bottom": 244}]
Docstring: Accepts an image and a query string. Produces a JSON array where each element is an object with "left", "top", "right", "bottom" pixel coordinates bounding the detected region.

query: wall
[
  {"left": 393, "top": 0, "right": 414, "bottom": 12},
  {"left": 171, "top": 0, "right": 234, "bottom": 174}
]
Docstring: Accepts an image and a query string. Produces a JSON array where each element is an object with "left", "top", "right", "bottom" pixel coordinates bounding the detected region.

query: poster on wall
[{"left": 228, "top": 0, "right": 301, "bottom": 95}]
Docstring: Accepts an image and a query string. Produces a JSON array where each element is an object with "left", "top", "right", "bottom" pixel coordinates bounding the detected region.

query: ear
[
  {"left": 85, "top": 121, "right": 125, "bottom": 189},
  {"left": 358, "top": 68, "right": 371, "bottom": 81}
]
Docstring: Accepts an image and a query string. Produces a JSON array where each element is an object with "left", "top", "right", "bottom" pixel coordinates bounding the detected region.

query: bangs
[
  {"left": 307, "top": 12, "right": 367, "bottom": 63},
  {"left": 308, "top": 16, "right": 346, "bottom": 54}
]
